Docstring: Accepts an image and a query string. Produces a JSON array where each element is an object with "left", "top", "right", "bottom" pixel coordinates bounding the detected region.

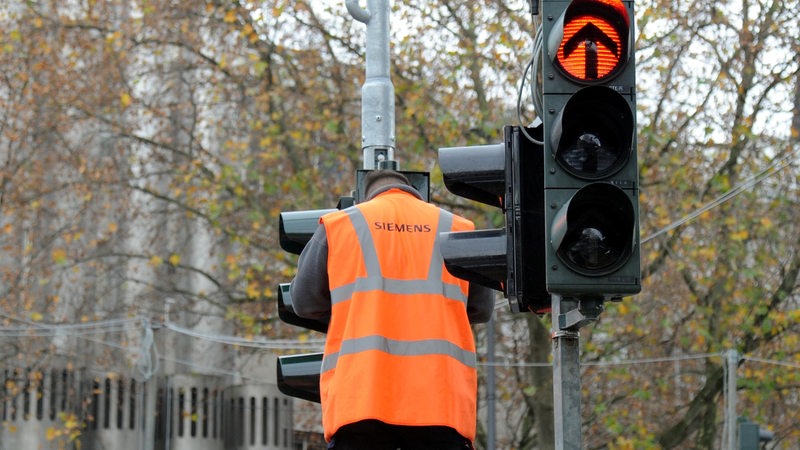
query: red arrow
[{"left": 563, "top": 22, "right": 619, "bottom": 79}]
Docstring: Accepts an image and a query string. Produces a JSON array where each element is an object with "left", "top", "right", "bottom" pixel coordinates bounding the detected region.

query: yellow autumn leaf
[
  {"left": 120, "top": 92, "right": 131, "bottom": 107},
  {"left": 107, "top": 222, "right": 118, "bottom": 233},
  {"left": 149, "top": 255, "right": 163, "bottom": 267},
  {"left": 52, "top": 248, "right": 68, "bottom": 264},
  {"left": 730, "top": 230, "right": 749, "bottom": 241},
  {"left": 46, "top": 427, "right": 60, "bottom": 440},
  {"left": 63, "top": 412, "right": 79, "bottom": 428},
  {"left": 760, "top": 217, "right": 773, "bottom": 229},
  {"left": 246, "top": 282, "right": 260, "bottom": 298},
  {"left": 31, "top": 312, "right": 44, "bottom": 321},
  {"left": 168, "top": 254, "right": 181, "bottom": 266},
  {"left": 224, "top": 9, "right": 237, "bottom": 23}
]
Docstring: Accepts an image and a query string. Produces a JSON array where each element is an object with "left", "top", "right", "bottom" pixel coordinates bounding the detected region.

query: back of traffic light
[
  {"left": 439, "top": 125, "right": 551, "bottom": 314},
  {"left": 541, "top": 0, "right": 641, "bottom": 300},
  {"left": 276, "top": 208, "right": 332, "bottom": 403}
]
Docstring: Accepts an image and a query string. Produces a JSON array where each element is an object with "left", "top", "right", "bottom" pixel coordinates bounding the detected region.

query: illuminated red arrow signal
[
  {"left": 563, "top": 22, "right": 619, "bottom": 80},
  {"left": 555, "top": 0, "right": 629, "bottom": 82}
]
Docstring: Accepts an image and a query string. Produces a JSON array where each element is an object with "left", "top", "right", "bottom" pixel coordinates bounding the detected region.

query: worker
[{"left": 291, "top": 169, "right": 494, "bottom": 450}]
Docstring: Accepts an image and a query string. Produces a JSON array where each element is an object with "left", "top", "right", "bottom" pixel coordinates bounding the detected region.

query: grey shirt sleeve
[
  {"left": 466, "top": 284, "right": 494, "bottom": 324},
  {"left": 289, "top": 224, "right": 332, "bottom": 322}
]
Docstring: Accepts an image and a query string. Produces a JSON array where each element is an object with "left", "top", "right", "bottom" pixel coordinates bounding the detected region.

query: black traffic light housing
[
  {"left": 439, "top": 125, "right": 550, "bottom": 314},
  {"left": 540, "top": 0, "right": 641, "bottom": 300},
  {"left": 276, "top": 208, "right": 330, "bottom": 403}
]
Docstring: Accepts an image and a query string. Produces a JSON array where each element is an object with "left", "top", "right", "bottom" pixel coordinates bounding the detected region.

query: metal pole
[
  {"left": 551, "top": 295, "right": 582, "bottom": 450},
  {"left": 346, "top": 0, "right": 397, "bottom": 169},
  {"left": 142, "top": 376, "right": 157, "bottom": 450},
  {"left": 726, "top": 349, "right": 738, "bottom": 450}
]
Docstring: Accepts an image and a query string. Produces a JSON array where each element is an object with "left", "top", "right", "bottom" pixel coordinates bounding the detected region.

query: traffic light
[
  {"left": 540, "top": 0, "right": 641, "bottom": 299},
  {"left": 276, "top": 208, "right": 331, "bottom": 403},
  {"left": 438, "top": 125, "right": 551, "bottom": 313}
]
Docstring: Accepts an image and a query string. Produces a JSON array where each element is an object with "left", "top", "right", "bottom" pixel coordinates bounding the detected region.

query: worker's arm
[{"left": 289, "top": 225, "right": 332, "bottom": 322}]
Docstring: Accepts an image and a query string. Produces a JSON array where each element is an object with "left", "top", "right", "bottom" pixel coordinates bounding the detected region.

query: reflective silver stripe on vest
[
  {"left": 321, "top": 335, "right": 477, "bottom": 373},
  {"left": 329, "top": 207, "right": 467, "bottom": 305}
]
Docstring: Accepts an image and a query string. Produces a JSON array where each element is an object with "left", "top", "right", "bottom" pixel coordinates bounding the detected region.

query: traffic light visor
[
  {"left": 279, "top": 209, "right": 336, "bottom": 255},
  {"left": 551, "top": 183, "right": 635, "bottom": 276},
  {"left": 551, "top": 86, "right": 633, "bottom": 180},
  {"left": 439, "top": 143, "right": 506, "bottom": 209},
  {"left": 552, "top": 0, "right": 630, "bottom": 82}
]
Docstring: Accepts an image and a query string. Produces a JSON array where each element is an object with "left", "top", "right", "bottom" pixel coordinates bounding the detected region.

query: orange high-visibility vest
[{"left": 319, "top": 188, "right": 478, "bottom": 442}]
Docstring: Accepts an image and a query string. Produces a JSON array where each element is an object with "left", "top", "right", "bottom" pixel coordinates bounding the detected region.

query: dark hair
[{"left": 363, "top": 170, "right": 411, "bottom": 197}]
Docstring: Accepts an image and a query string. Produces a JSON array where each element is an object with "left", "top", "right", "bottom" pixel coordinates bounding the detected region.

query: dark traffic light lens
[
  {"left": 562, "top": 221, "right": 624, "bottom": 273},
  {"left": 551, "top": 86, "right": 634, "bottom": 180},
  {"left": 559, "top": 132, "right": 621, "bottom": 177},
  {"left": 553, "top": 183, "right": 635, "bottom": 276}
]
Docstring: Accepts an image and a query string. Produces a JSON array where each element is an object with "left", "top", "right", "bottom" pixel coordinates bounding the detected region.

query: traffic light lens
[
  {"left": 559, "top": 131, "right": 620, "bottom": 177},
  {"left": 552, "top": 86, "right": 634, "bottom": 180},
  {"left": 553, "top": 183, "right": 635, "bottom": 276},
  {"left": 563, "top": 225, "right": 624, "bottom": 272},
  {"left": 555, "top": 0, "right": 629, "bottom": 82}
]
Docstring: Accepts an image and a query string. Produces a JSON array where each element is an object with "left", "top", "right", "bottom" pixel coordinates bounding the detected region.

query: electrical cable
[
  {"left": 162, "top": 320, "right": 325, "bottom": 351},
  {"left": 642, "top": 145, "right": 798, "bottom": 244},
  {"left": 741, "top": 355, "right": 800, "bottom": 370},
  {"left": 2, "top": 313, "right": 796, "bottom": 385},
  {"left": 477, "top": 351, "right": 726, "bottom": 368},
  {"left": 136, "top": 317, "right": 160, "bottom": 380},
  {"left": 0, "top": 313, "right": 139, "bottom": 337},
  {"left": 516, "top": 13, "right": 544, "bottom": 145}
]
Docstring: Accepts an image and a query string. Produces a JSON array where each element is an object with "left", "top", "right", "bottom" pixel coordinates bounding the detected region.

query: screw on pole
[{"left": 346, "top": 0, "right": 397, "bottom": 170}]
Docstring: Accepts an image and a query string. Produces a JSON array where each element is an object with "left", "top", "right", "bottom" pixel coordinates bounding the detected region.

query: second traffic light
[{"left": 439, "top": 125, "right": 550, "bottom": 313}]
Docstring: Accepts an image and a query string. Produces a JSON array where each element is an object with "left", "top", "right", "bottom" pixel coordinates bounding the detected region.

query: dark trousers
[{"left": 329, "top": 420, "right": 472, "bottom": 450}]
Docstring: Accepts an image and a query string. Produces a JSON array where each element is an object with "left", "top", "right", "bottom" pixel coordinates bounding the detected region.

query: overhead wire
[
  {"left": 0, "top": 312, "right": 139, "bottom": 337},
  {"left": 1, "top": 313, "right": 796, "bottom": 382},
  {"left": 162, "top": 320, "right": 325, "bottom": 351},
  {"left": 641, "top": 147, "right": 798, "bottom": 244}
]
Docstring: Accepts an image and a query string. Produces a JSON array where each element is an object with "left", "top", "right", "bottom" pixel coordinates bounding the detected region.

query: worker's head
[{"left": 362, "top": 170, "right": 412, "bottom": 200}]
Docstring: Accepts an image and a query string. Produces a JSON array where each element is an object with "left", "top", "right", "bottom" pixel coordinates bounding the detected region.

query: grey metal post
[
  {"left": 346, "top": 0, "right": 397, "bottom": 169},
  {"left": 552, "top": 295, "right": 581, "bottom": 450},
  {"left": 726, "top": 349, "right": 738, "bottom": 450},
  {"left": 551, "top": 295, "right": 603, "bottom": 450},
  {"left": 142, "top": 376, "right": 157, "bottom": 450}
]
